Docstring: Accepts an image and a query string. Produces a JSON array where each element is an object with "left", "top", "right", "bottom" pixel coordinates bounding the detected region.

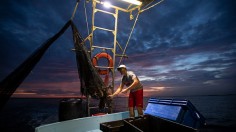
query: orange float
[{"left": 92, "top": 52, "right": 113, "bottom": 75}]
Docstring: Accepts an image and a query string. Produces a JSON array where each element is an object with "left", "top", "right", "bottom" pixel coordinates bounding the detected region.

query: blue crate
[{"left": 144, "top": 98, "right": 205, "bottom": 129}]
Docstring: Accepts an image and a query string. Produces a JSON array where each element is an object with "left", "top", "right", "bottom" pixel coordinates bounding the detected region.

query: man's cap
[{"left": 117, "top": 64, "right": 126, "bottom": 70}]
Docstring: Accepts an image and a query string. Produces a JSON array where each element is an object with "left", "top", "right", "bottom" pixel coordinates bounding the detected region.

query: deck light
[
  {"left": 103, "top": 1, "right": 112, "bottom": 8},
  {"left": 121, "top": 0, "right": 142, "bottom": 5}
]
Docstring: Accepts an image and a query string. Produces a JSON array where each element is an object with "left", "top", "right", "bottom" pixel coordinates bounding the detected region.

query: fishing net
[
  {"left": 0, "top": 20, "right": 109, "bottom": 110},
  {"left": 71, "top": 22, "right": 107, "bottom": 99},
  {"left": 0, "top": 21, "right": 71, "bottom": 110}
]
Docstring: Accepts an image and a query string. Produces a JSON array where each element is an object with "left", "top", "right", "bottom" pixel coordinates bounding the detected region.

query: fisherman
[{"left": 108, "top": 64, "right": 143, "bottom": 117}]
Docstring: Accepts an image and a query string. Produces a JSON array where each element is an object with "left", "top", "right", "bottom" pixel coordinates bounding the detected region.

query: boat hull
[{"left": 35, "top": 111, "right": 135, "bottom": 132}]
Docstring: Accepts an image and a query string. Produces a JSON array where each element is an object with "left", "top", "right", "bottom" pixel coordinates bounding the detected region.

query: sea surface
[{"left": 0, "top": 95, "right": 236, "bottom": 132}]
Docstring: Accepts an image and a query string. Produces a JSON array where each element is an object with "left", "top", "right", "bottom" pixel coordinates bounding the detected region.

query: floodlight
[
  {"left": 121, "top": 0, "right": 142, "bottom": 5},
  {"left": 103, "top": 1, "right": 112, "bottom": 8}
]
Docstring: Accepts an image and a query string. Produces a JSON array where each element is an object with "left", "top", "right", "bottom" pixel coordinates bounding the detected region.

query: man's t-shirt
[{"left": 121, "top": 71, "right": 143, "bottom": 92}]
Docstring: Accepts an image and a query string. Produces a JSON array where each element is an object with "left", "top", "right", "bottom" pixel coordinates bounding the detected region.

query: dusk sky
[{"left": 0, "top": 0, "right": 235, "bottom": 98}]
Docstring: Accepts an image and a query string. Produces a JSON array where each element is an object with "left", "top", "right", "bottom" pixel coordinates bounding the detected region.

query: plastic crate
[
  {"left": 123, "top": 115, "right": 197, "bottom": 132},
  {"left": 100, "top": 120, "right": 125, "bottom": 132},
  {"left": 144, "top": 98, "right": 205, "bottom": 129}
]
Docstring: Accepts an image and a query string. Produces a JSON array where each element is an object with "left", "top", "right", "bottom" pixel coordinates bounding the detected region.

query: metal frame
[{"left": 80, "top": 0, "right": 142, "bottom": 115}]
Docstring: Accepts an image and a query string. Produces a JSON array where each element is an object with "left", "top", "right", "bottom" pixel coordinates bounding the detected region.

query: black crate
[
  {"left": 100, "top": 120, "right": 124, "bottom": 132},
  {"left": 123, "top": 115, "right": 197, "bottom": 132},
  {"left": 123, "top": 116, "right": 150, "bottom": 132}
]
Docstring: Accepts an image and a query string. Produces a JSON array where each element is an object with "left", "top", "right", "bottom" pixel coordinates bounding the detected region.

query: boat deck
[{"left": 35, "top": 111, "right": 137, "bottom": 132}]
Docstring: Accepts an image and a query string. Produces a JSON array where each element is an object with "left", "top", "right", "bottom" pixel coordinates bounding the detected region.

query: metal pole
[{"left": 111, "top": 8, "right": 119, "bottom": 113}]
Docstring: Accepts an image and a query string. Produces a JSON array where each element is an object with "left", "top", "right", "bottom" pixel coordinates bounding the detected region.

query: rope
[
  {"left": 84, "top": 0, "right": 90, "bottom": 35},
  {"left": 71, "top": 0, "right": 80, "bottom": 20},
  {"left": 117, "top": 0, "right": 165, "bottom": 66},
  {"left": 118, "top": 12, "right": 140, "bottom": 66},
  {"left": 0, "top": 21, "right": 71, "bottom": 110},
  {"left": 140, "top": 0, "right": 165, "bottom": 13},
  {"left": 142, "top": 0, "right": 155, "bottom": 10}
]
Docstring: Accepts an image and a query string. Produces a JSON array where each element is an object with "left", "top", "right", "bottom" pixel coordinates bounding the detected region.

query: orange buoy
[{"left": 92, "top": 52, "right": 113, "bottom": 75}]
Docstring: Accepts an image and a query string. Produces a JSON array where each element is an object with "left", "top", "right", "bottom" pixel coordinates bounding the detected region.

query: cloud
[{"left": 1, "top": 0, "right": 236, "bottom": 97}]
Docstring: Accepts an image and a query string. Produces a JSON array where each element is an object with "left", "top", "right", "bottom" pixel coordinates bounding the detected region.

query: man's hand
[{"left": 108, "top": 94, "right": 114, "bottom": 99}]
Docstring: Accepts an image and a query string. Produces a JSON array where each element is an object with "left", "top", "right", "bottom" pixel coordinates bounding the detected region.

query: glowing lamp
[
  {"left": 121, "top": 0, "right": 142, "bottom": 5},
  {"left": 103, "top": 1, "right": 112, "bottom": 8}
]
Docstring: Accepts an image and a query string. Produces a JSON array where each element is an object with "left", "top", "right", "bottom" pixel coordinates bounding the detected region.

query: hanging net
[
  {"left": 0, "top": 21, "right": 71, "bottom": 110},
  {"left": 71, "top": 22, "right": 107, "bottom": 99},
  {"left": 0, "top": 20, "right": 109, "bottom": 110}
]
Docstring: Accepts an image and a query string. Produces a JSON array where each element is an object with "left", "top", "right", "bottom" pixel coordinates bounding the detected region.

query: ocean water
[{"left": 0, "top": 95, "right": 236, "bottom": 132}]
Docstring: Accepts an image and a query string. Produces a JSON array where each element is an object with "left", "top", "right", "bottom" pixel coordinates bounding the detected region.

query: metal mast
[{"left": 80, "top": 0, "right": 142, "bottom": 115}]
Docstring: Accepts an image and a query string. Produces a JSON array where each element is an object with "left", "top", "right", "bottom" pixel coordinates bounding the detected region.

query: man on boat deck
[{"left": 109, "top": 64, "right": 143, "bottom": 117}]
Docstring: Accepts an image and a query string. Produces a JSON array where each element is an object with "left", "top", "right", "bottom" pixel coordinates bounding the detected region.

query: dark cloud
[{"left": 0, "top": 0, "right": 235, "bottom": 97}]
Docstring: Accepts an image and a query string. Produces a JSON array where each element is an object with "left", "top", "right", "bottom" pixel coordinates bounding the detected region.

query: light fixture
[
  {"left": 121, "top": 0, "right": 142, "bottom": 5},
  {"left": 103, "top": 1, "right": 112, "bottom": 8}
]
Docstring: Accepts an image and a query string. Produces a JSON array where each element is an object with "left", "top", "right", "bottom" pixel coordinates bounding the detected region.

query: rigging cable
[
  {"left": 140, "top": 0, "right": 165, "bottom": 13},
  {"left": 142, "top": 0, "right": 155, "bottom": 10},
  {"left": 84, "top": 0, "right": 90, "bottom": 35},
  {"left": 118, "top": 0, "right": 165, "bottom": 66},
  {"left": 118, "top": 11, "right": 140, "bottom": 66},
  {"left": 71, "top": 0, "right": 80, "bottom": 20}
]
